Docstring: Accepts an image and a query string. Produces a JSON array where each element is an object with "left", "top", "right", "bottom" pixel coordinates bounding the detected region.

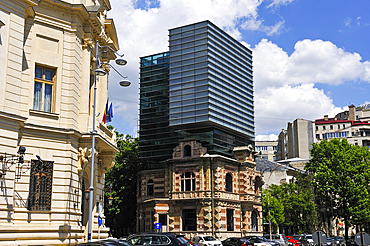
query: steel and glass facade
[{"left": 139, "top": 20, "right": 254, "bottom": 169}]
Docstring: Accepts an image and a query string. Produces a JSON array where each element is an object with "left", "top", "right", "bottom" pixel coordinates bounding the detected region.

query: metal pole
[
  {"left": 88, "top": 40, "right": 99, "bottom": 242},
  {"left": 268, "top": 186, "right": 272, "bottom": 241}
]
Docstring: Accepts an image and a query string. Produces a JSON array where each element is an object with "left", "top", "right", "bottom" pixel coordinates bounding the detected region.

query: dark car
[
  {"left": 76, "top": 238, "right": 135, "bottom": 246},
  {"left": 325, "top": 237, "right": 334, "bottom": 246},
  {"left": 333, "top": 237, "right": 345, "bottom": 246},
  {"left": 244, "top": 236, "right": 279, "bottom": 246},
  {"left": 222, "top": 237, "right": 253, "bottom": 246},
  {"left": 346, "top": 236, "right": 356, "bottom": 246},
  {"left": 127, "top": 233, "right": 189, "bottom": 246}
]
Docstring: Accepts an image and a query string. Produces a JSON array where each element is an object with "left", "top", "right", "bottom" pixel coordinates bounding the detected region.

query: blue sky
[{"left": 107, "top": 0, "right": 370, "bottom": 140}]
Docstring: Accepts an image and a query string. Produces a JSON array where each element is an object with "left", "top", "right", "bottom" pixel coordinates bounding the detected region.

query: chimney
[
  {"left": 349, "top": 105, "right": 356, "bottom": 121},
  {"left": 324, "top": 115, "right": 328, "bottom": 121}
]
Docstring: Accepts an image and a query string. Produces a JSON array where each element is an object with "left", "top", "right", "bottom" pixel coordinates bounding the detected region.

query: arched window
[
  {"left": 251, "top": 211, "right": 258, "bottom": 231},
  {"left": 184, "top": 145, "right": 191, "bottom": 157},
  {"left": 225, "top": 173, "right": 232, "bottom": 192},
  {"left": 147, "top": 179, "right": 154, "bottom": 196},
  {"left": 181, "top": 172, "right": 195, "bottom": 191}
]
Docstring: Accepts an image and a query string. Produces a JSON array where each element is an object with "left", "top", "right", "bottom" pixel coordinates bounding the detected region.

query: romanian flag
[{"left": 102, "top": 100, "right": 108, "bottom": 124}]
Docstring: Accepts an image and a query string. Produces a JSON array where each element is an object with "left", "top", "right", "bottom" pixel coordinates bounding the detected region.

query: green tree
[
  {"left": 104, "top": 130, "right": 141, "bottom": 237},
  {"left": 268, "top": 173, "right": 316, "bottom": 234},
  {"left": 262, "top": 188, "right": 285, "bottom": 235},
  {"left": 305, "top": 138, "right": 370, "bottom": 238}
]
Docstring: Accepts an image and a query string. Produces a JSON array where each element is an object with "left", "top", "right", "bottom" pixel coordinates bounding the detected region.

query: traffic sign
[
  {"left": 155, "top": 223, "right": 161, "bottom": 230},
  {"left": 355, "top": 232, "right": 370, "bottom": 246},
  {"left": 98, "top": 216, "right": 102, "bottom": 226},
  {"left": 312, "top": 230, "right": 327, "bottom": 245}
]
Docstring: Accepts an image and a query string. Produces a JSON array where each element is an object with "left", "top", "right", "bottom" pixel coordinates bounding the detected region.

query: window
[
  {"left": 159, "top": 213, "right": 167, "bottom": 226},
  {"left": 330, "top": 125, "right": 333, "bottom": 130},
  {"left": 33, "top": 66, "right": 55, "bottom": 112},
  {"left": 28, "top": 160, "right": 53, "bottom": 211},
  {"left": 227, "top": 209, "right": 234, "bottom": 231},
  {"left": 316, "top": 126, "right": 318, "bottom": 130},
  {"left": 184, "top": 145, "right": 191, "bottom": 157},
  {"left": 181, "top": 172, "right": 195, "bottom": 191},
  {"left": 147, "top": 179, "right": 154, "bottom": 196},
  {"left": 225, "top": 173, "right": 232, "bottom": 192},
  {"left": 182, "top": 209, "right": 196, "bottom": 231},
  {"left": 338, "top": 125, "right": 341, "bottom": 129},
  {"left": 251, "top": 211, "right": 258, "bottom": 231},
  {"left": 323, "top": 126, "right": 326, "bottom": 130},
  {"left": 316, "top": 134, "right": 320, "bottom": 140}
]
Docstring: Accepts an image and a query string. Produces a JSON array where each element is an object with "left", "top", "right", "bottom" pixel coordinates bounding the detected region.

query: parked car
[
  {"left": 76, "top": 239, "right": 135, "bottom": 246},
  {"left": 244, "top": 236, "right": 274, "bottom": 246},
  {"left": 222, "top": 237, "right": 253, "bottom": 246},
  {"left": 286, "top": 236, "right": 301, "bottom": 246},
  {"left": 304, "top": 235, "right": 313, "bottom": 245},
  {"left": 127, "top": 233, "right": 189, "bottom": 246},
  {"left": 346, "top": 236, "right": 356, "bottom": 246},
  {"left": 333, "top": 236, "right": 346, "bottom": 246},
  {"left": 197, "top": 235, "right": 222, "bottom": 246},
  {"left": 263, "top": 234, "right": 288, "bottom": 246},
  {"left": 324, "top": 237, "right": 334, "bottom": 246}
]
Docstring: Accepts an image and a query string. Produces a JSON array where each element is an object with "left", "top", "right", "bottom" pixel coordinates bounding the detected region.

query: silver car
[{"left": 263, "top": 234, "right": 288, "bottom": 246}]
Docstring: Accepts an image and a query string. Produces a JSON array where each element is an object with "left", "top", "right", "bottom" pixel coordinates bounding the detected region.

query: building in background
[
  {"left": 315, "top": 104, "right": 370, "bottom": 147},
  {"left": 139, "top": 20, "right": 254, "bottom": 170},
  {"left": 255, "top": 141, "right": 279, "bottom": 161},
  {"left": 0, "top": 0, "right": 120, "bottom": 244},
  {"left": 277, "top": 119, "right": 315, "bottom": 162},
  {"left": 137, "top": 139, "right": 262, "bottom": 239}
]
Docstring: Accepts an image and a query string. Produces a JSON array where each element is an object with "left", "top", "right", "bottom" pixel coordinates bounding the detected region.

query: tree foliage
[
  {"left": 265, "top": 173, "right": 316, "bottom": 235},
  {"left": 104, "top": 129, "right": 141, "bottom": 236},
  {"left": 305, "top": 138, "right": 370, "bottom": 237},
  {"left": 262, "top": 188, "right": 285, "bottom": 234}
]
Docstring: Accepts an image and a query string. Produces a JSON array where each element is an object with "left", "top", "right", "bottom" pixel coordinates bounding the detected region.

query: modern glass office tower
[{"left": 139, "top": 20, "right": 254, "bottom": 169}]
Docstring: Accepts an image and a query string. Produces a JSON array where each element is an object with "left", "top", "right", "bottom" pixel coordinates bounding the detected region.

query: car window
[
  {"left": 204, "top": 236, "right": 217, "bottom": 241},
  {"left": 130, "top": 236, "right": 143, "bottom": 245},
  {"left": 177, "top": 237, "right": 188, "bottom": 244},
  {"left": 224, "top": 239, "right": 232, "bottom": 242},
  {"left": 161, "top": 236, "right": 171, "bottom": 245}
]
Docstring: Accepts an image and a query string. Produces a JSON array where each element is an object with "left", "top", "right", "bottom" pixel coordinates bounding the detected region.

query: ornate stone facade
[
  {"left": 137, "top": 139, "right": 263, "bottom": 240},
  {"left": 0, "top": 0, "right": 119, "bottom": 244}
]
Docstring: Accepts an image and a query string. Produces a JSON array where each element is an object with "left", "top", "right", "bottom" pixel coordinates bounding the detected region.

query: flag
[
  {"left": 102, "top": 100, "right": 108, "bottom": 124},
  {"left": 107, "top": 102, "right": 113, "bottom": 123}
]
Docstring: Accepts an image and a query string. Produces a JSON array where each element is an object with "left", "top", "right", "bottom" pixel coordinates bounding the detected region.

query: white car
[{"left": 197, "top": 235, "right": 222, "bottom": 246}]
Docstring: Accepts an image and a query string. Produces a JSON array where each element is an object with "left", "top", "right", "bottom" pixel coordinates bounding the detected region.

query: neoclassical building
[
  {"left": 0, "top": 0, "right": 120, "bottom": 245},
  {"left": 137, "top": 139, "right": 263, "bottom": 239}
]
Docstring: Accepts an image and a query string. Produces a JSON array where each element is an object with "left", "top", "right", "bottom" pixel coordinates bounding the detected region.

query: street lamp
[{"left": 88, "top": 40, "right": 130, "bottom": 242}]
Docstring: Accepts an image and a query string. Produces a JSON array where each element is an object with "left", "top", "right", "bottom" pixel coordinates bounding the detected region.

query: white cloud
[
  {"left": 252, "top": 38, "right": 370, "bottom": 135},
  {"left": 254, "top": 84, "right": 344, "bottom": 134},
  {"left": 268, "top": 0, "right": 295, "bottom": 8},
  {"left": 344, "top": 17, "right": 352, "bottom": 27},
  {"left": 255, "top": 134, "right": 278, "bottom": 141},
  {"left": 242, "top": 18, "right": 285, "bottom": 36}
]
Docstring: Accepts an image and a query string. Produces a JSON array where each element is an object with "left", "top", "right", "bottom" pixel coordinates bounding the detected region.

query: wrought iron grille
[{"left": 28, "top": 160, "right": 53, "bottom": 211}]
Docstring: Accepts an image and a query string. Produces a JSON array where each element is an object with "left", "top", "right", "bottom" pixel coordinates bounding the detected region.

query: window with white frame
[{"left": 181, "top": 172, "right": 195, "bottom": 191}]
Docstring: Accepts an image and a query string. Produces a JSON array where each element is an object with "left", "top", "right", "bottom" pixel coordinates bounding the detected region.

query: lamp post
[{"left": 88, "top": 40, "right": 130, "bottom": 242}]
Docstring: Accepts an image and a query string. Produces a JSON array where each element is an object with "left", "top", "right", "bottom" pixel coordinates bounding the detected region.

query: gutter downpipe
[
  {"left": 210, "top": 157, "right": 215, "bottom": 237},
  {"left": 239, "top": 163, "right": 242, "bottom": 237}
]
